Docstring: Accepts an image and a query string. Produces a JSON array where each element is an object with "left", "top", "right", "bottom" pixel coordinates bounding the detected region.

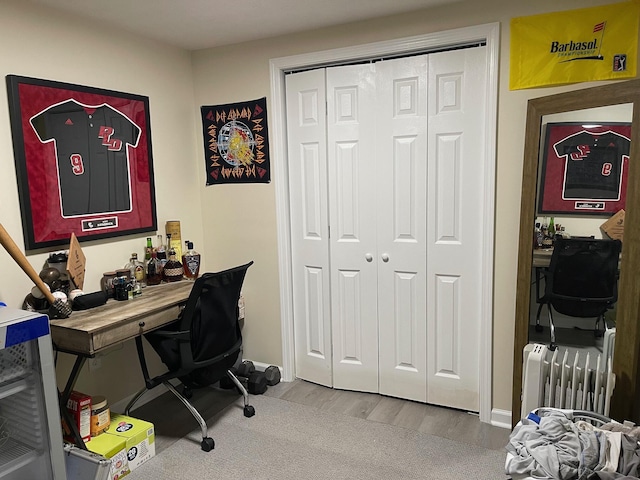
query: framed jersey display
[
  {"left": 6, "top": 75, "right": 157, "bottom": 250},
  {"left": 538, "top": 121, "right": 631, "bottom": 215}
]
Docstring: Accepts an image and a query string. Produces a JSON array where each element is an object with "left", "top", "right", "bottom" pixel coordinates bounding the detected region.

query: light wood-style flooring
[{"left": 129, "top": 378, "right": 511, "bottom": 455}]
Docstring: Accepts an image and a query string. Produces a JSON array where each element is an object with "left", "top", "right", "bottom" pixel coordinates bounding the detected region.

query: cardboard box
[
  {"left": 65, "top": 391, "right": 92, "bottom": 443},
  {"left": 107, "top": 414, "right": 156, "bottom": 472},
  {"left": 601, "top": 209, "right": 625, "bottom": 241},
  {"left": 86, "top": 432, "right": 130, "bottom": 480},
  {"left": 165, "top": 220, "right": 182, "bottom": 259}
]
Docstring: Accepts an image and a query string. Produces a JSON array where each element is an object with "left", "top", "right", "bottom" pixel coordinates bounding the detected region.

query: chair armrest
[{"left": 149, "top": 329, "right": 190, "bottom": 340}]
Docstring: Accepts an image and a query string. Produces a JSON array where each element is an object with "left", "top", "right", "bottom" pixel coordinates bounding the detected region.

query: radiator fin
[{"left": 521, "top": 332, "right": 616, "bottom": 419}]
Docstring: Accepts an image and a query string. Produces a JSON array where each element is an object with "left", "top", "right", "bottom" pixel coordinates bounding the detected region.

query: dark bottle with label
[
  {"left": 146, "top": 251, "right": 163, "bottom": 285},
  {"left": 162, "top": 248, "right": 183, "bottom": 282},
  {"left": 182, "top": 242, "right": 201, "bottom": 280}
]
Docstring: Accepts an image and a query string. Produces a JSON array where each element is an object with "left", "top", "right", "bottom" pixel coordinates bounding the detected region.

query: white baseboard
[
  {"left": 491, "top": 408, "right": 512, "bottom": 430},
  {"left": 245, "top": 360, "right": 282, "bottom": 375}
]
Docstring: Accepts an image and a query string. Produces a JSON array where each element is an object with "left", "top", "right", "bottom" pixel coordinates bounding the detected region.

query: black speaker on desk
[{"left": 72, "top": 291, "right": 108, "bottom": 311}]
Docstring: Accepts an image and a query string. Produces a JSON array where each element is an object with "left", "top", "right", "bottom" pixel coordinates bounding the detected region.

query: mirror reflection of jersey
[
  {"left": 31, "top": 99, "right": 141, "bottom": 217},
  {"left": 553, "top": 130, "right": 630, "bottom": 201}
]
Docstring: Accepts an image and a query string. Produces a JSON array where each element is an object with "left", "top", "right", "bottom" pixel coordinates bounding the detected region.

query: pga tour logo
[{"left": 614, "top": 54, "right": 627, "bottom": 72}]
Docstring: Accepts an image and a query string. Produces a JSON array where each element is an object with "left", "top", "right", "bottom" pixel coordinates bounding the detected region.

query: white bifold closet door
[{"left": 286, "top": 46, "right": 486, "bottom": 411}]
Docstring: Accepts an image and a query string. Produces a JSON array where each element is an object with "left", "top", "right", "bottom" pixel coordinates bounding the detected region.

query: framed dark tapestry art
[
  {"left": 201, "top": 97, "right": 271, "bottom": 185},
  {"left": 6, "top": 75, "right": 157, "bottom": 250},
  {"left": 538, "top": 121, "right": 631, "bottom": 215}
]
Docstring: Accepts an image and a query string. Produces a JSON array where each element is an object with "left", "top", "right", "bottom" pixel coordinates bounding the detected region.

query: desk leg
[{"left": 59, "top": 355, "right": 88, "bottom": 450}]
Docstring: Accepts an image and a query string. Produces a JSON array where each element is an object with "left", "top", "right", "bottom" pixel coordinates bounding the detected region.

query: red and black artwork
[
  {"left": 201, "top": 97, "right": 270, "bottom": 185},
  {"left": 538, "top": 122, "right": 631, "bottom": 215},
  {"left": 6, "top": 75, "right": 157, "bottom": 250}
]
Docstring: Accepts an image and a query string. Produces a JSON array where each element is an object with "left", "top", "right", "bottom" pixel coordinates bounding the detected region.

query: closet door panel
[
  {"left": 426, "top": 46, "right": 487, "bottom": 411},
  {"left": 286, "top": 70, "right": 333, "bottom": 387},
  {"left": 376, "top": 56, "right": 429, "bottom": 403},
  {"left": 327, "top": 64, "right": 379, "bottom": 392}
]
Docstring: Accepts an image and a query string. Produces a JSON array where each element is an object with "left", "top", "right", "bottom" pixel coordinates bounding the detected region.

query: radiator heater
[{"left": 521, "top": 329, "right": 616, "bottom": 419}]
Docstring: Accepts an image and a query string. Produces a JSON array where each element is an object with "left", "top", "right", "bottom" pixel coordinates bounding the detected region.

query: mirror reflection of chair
[
  {"left": 125, "top": 261, "right": 254, "bottom": 452},
  {"left": 536, "top": 238, "right": 621, "bottom": 351}
]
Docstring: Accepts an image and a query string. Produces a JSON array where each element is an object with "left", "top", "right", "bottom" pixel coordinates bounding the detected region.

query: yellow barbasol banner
[{"left": 510, "top": 1, "right": 639, "bottom": 90}]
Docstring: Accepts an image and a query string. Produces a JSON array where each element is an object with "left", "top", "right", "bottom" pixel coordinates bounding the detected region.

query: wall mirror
[{"left": 512, "top": 79, "right": 640, "bottom": 426}]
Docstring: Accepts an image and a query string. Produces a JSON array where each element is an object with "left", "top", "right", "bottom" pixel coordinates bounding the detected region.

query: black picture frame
[
  {"left": 538, "top": 121, "right": 631, "bottom": 215},
  {"left": 6, "top": 75, "right": 157, "bottom": 250}
]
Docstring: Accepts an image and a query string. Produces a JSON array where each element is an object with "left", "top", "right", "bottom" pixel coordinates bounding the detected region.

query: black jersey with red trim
[
  {"left": 31, "top": 99, "right": 140, "bottom": 217},
  {"left": 553, "top": 131, "right": 630, "bottom": 201}
]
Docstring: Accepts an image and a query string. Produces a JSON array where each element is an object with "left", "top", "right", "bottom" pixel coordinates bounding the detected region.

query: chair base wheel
[
  {"left": 535, "top": 324, "right": 543, "bottom": 333},
  {"left": 182, "top": 386, "right": 193, "bottom": 399},
  {"left": 244, "top": 405, "right": 255, "bottom": 417},
  {"left": 201, "top": 437, "right": 215, "bottom": 452}
]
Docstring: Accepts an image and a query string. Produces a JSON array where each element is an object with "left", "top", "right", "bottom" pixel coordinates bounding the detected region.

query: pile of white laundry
[{"left": 506, "top": 409, "right": 640, "bottom": 480}]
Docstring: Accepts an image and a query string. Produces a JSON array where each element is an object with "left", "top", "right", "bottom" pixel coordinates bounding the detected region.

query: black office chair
[
  {"left": 125, "top": 261, "right": 254, "bottom": 452},
  {"left": 538, "top": 238, "right": 621, "bottom": 351}
]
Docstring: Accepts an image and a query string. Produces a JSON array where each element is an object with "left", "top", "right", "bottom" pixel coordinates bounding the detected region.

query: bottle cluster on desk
[
  {"left": 102, "top": 236, "right": 201, "bottom": 300},
  {"left": 533, "top": 217, "right": 570, "bottom": 249},
  {"left": 144, "top": 235, "right": 201, "bottom": 285}
]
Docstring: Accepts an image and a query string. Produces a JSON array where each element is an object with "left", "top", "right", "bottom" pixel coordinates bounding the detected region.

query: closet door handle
[
  {"left": 365, "top": 254, "right": 373, "bottom": 262},
  {"left": 381, "top": 254, "right": 389, "bottom": 262}
]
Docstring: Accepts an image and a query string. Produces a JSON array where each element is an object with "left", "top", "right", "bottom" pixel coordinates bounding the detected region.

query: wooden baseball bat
[{"left": 0, "top": 223, "right": 72, "bottom": 318}]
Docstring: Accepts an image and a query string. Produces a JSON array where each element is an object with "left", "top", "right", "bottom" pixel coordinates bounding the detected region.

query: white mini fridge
[{"left": 0, "top": 305, "right": 66, "bottom": 479}]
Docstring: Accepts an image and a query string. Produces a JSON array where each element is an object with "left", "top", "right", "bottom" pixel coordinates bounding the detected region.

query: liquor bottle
[
  {"left": 125, "top": 253, "right": 146, "bottom": 287},
  {"left": 164, "top": 234, "right": 172, "bottom": 263},
  {"left": 548, "top": 217, "right": 556, "bottom": 239},
  {"left": 146, "top": 251, "right": 163, "bottom": 286},
  {"left": 155, "top": 235, "right": 167, "bottom": 269},
  {"left": 554, "top": 223, "right": 563, "bottom": 242},
  {"left": 541, "top": 223, "right": 552, "bottom": 248},
  {"left": 132, "top": 279, "right": 142, "bottom": 297},
  {"left": 534, "top": 222, "right": 543, "bottom": 249},
  {"left": 162, "top": 248, "right": 183, "bottom": 282},
  {"left": 541, "top": 223, "right": 548, "bottom": 239},
  {"left": 182, "top": 242, "right": 201, "bottom": 280},
  {"left": 145, "top": 237, "right": 153, "bottom": 262}
]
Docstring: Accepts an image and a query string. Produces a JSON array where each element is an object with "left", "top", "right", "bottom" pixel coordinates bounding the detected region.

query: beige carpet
[{"left": 132, "top": 394, "right": 507, "bottom": 479}]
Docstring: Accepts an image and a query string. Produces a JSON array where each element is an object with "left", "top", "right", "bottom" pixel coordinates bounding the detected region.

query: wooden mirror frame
[{"left": 512, "top": 78, "right": 640, "bottom": 426}]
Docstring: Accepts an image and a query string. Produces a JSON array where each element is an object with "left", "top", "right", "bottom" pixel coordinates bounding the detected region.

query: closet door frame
[{"left": 269, "top": 23, "right": 500, "bottom": 424}]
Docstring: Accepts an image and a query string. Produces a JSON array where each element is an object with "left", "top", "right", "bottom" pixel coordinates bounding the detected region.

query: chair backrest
[
  {"left": 545, "top": 237, "right": 621, "bottom": 317},
  {"left": 179, "top": 261, "right": 253, "bottom": 365}
]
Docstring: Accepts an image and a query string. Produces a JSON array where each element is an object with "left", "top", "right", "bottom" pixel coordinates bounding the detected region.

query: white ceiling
[{"left": 26, "top": 0, "right": 461, "bottom": 51}]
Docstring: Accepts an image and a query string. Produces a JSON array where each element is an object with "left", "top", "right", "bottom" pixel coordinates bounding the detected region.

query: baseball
[
  {"left": 69, "top": 289, "right": 85, "bottom": 302},
  {"left": 51, "top": 291, "right": 68, "bottom": 303},
  {"left": 31, "top": 284, "right": 50, "bottom": 299}
]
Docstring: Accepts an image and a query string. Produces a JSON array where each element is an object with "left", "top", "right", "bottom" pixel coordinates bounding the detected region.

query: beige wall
[
  {"left": 190, "top": 0, "right": 627, "bottom": 416},
  {"left": 0, "top": 0, "right": 627, "bottom": 414},
  {"left": 0, "top": 0, "right": 204, "bottom": 402}
]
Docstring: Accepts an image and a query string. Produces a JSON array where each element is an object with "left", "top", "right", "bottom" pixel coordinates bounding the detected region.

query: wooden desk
[
  {"left": 51, "top": 281, "right": 193, "bottom": 448},
  {"left": 50, "top": 281, "right": 193, "bottom": 356},
  {"left": 532, "top": 247, "right": 622, "bottom": 269},
  {"left": 532, "top": 248, "right": 553, "bottom": 268}
]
